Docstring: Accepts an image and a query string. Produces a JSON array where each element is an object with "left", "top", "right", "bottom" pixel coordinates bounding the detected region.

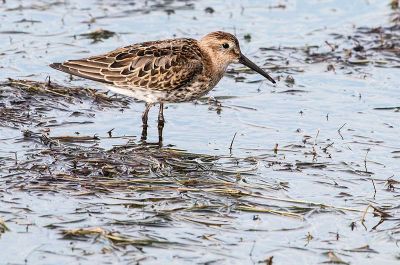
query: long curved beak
[{"left": 239, "top": 54, "right": 276, "bottom": 84}]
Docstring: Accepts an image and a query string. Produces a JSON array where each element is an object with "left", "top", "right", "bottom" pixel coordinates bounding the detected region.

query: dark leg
[
  {"left": 141, "top": 103, "right": 152, "bottom": 141},
  {"left": 158, "top": 103, "right": 165, "bottom": 125},
  {"left": 157, "top": 103, "right": 165, "bottom": 145},
  {"left": 142, "top": 103, "right": 152, "bottom": 127},
  {"left": 141, "top": 125, "right": 148, "bottom": 142}
]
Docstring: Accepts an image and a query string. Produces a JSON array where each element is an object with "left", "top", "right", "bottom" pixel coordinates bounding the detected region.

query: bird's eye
[{"left": 222, "top": 43, "right": 230, "bottom": 49}]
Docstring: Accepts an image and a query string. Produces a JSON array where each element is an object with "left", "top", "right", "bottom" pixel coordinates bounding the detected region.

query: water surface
[{"left": 0, "top": 0, "right": 400, "bottom": 264}]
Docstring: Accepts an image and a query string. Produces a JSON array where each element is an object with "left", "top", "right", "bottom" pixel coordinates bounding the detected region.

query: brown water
[{"left": 0, "top": 0, "right": 400, "bottom": 264}]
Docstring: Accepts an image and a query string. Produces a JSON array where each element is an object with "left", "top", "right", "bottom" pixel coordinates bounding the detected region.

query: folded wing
[{"left": 50, "top": 39, "right": 204, "bottom": 91}]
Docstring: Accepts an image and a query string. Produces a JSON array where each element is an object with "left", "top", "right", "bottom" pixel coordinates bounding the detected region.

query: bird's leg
[
  {"left": 158, "top": 125, "right": 163, "bottom": 147},
  {"left": 142, "top": 103, "right": 152, "bottom": 127},
  {"left": 141, "top": 103, "right": 152, "bottom": 142},
  {"left": 141, "top": 126, "right": 148, "bottom": 142},
  {"left": 158, "top": 103, "right": 165, "bottom": 125},
  {"left": 157, "top": 103, "right": 165, "bottom": 146}
]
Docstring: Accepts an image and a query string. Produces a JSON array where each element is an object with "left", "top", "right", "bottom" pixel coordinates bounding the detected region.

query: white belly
[{"left": 105, "top": 85, "right": 167, "bottom": 103}]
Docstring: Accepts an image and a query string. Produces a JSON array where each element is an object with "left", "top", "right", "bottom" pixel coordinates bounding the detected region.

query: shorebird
[{"left": 50, "top": 31, "right": 275, "bottom": 141}]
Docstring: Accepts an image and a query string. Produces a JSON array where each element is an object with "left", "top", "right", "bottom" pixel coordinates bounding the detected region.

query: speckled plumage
[
  {"left": 50, "top": 31, "right": 275, "bottom": 142},
  {"left": 51, "top": 38, "right": 208, "bottom": 103},
  {"left": 50, "top": 31, "right": 274, "bottom": 103}
]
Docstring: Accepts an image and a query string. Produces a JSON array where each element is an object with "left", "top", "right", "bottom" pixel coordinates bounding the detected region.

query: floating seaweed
[{"left": 79, "top": 29, "right": 117, "bottom": 43}]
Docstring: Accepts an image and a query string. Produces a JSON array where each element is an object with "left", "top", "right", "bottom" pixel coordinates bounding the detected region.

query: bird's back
[{"left": 50, "top": 38, "right": 206, "bottom": 94}]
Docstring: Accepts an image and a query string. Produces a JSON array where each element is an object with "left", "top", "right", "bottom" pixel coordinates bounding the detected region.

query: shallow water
[{"left": 1, "top": 0, "right": 400, "bottom": 264}]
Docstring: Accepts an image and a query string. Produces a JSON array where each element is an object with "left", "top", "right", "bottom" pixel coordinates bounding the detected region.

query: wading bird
[{"left": 50, "top": 31, "right": 275, "bottom": 142}]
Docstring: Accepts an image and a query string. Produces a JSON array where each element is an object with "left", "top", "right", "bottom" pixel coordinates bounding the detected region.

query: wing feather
[{"left": 50, "top": 38, "right": 204, "bottom": 91}]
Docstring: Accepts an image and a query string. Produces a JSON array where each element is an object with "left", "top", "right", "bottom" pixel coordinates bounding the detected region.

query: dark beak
[{"left": 239, "top": 54, "right": 276, "bottom": 84}]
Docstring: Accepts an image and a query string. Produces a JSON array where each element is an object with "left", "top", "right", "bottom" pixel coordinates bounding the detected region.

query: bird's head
[{"left": 199, "top": 31, "right": 275, "bottom": 84}]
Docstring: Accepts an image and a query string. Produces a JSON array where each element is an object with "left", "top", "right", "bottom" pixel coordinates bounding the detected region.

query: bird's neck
[{"left": 198, "top": 45, "right": 229, "bottom": 85}]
